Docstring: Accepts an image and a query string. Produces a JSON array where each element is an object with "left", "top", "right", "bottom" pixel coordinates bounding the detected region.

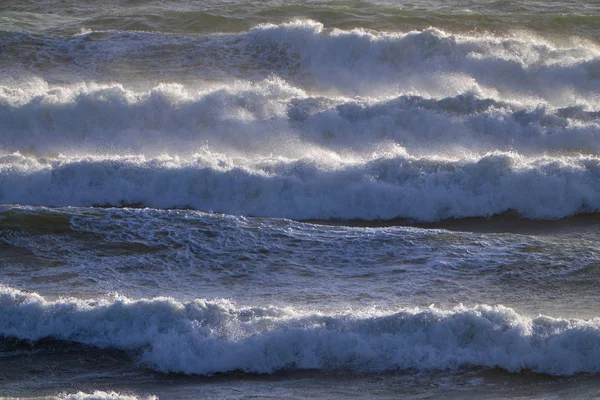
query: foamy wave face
[
  {"left": 1, "top": 79, "right": 598, "bottom": 156},
  {"left": 2, "top": 21, "right": 599, "bottom": 101},
  {"left": 249, "top": 21, "right": 600, "bottom": 100},
  {"left": 58, "top": 392, "right": 157, "bottom": 400},
  {"left": 1, "top": 286, "right": 599, "bottom": 376},
  {"left": 0, "top": 151, "right": 599, "bottom": 221},
  {"left": 1, "top": 22, "right": 599, "bottom": 222}
]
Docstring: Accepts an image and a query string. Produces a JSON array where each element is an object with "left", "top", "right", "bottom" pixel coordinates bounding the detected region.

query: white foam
[
  {"left": 1, "top": 79, "right": 598, "bottom": 157},
  {"left": 1, "top": 24, "right": 599, "bottom": 222},
  {"left": 1, "top": 286, "right": 600, "bottom": 376},
  {"left": 2, "top": 393, "right": 155, "bottom": 400},
  {"left": 57, "top": 392, "right": 157, "bottom": 400},
  {"left": 2, "top": 22, "right": 599, "bottom": 101},
  {"left": 1, "top": 149, "right": 600, "bottom": 221}
]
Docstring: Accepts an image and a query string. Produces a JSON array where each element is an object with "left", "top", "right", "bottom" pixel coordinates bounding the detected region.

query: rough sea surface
[{"left": 1, "top": 1, "right": 600, "bottom": 399}]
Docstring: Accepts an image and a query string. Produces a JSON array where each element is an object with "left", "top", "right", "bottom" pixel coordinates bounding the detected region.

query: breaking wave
[
  {"left": 2, "top": 20, "right": 599, "bottom": 100},
  {"left": 1, "top": 286, "right": 599, "bottom": 376},
  {"left": 1, "top": 22, "right": 598, "bottom": 222},
  {"left": 1, "top": 150, "right": 600, "bottom": 221}
]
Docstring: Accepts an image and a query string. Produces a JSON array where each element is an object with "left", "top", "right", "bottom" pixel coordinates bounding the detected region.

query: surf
[{"left": 1, "top": 286, "right": 599, "bottom": 376}]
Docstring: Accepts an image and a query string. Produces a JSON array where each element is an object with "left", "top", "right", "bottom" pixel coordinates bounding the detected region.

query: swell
[
  {"left": 2, "top": 286, "right": 600, "bottom": 376},
  {"left": 306, "top": 211, "right": 600, "bottom": 234},
  {"left": 3, "top": 3, "right": 600, "bottom": 37}
]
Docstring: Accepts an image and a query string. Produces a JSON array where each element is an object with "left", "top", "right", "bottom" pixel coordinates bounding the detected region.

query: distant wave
[
  {"left": 4, "top": 4, "right": 600, "bottom": 37},
  {"left": 2, "top": 20, "right": 599, "bottom": 99},
  {"left": 1, "top": 286, "right": 599, "bottom": 376}
]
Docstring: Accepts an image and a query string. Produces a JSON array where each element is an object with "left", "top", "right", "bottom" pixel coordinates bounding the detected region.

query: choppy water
[{"left": 1, "top": 1, "right": 600, "bottom": 399}]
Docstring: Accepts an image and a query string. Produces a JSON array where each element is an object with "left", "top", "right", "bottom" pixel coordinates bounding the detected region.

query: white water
[
  {"left": 1, "top": 150, "right": 600, "bottom": 221},
  {"left": 59, "top": 392, "right": 157, "bottom": 400},
  {"left": 2, "top": 11, "right": 600, "bottom": 399},
  {"left": 3, "top": 21, "right": 600, "bottom": 100},
  {"left": 0, "top": 74, "right": 598, "bottom": 221},
  {"left": 2, "top": 22, "right": 598, "bottom": 221},
  {"left": 0, "top": 79, "right": 599, "bottom": 155},
  {"left": 2, "top": 286, "right": 600, "bottom": 376}
]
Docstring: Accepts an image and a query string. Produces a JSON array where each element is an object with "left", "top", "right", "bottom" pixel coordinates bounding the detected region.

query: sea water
[{"left": 1, "top": 1, "right": 600, "bottom": 399}]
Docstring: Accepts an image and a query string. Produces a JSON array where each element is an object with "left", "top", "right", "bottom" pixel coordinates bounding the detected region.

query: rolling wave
[
  {"left": 1, "top": 151, "right": 599, "bottom": 221},
  {"left": 1, "top": 22, "right": 598, "bottom": 222},
  {"left": 2, "top": 286, "right": 599, "bottom": 376},
  {"left": 0, "top": 79, "right": 598, "bottom": 156},
  {"left": 1, "top": 20, "right": 599, "bottom": 99}
]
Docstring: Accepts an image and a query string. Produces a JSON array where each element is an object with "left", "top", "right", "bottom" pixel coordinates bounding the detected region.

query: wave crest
[
  {"left": 2, "top": 21, "right": 599, "bottom": 100},
  {"left": 1, "top": 150, "right": 600, "bottom": 221},
  {"left": 1, "top": 286, "right": 600, "bottom": 376}
]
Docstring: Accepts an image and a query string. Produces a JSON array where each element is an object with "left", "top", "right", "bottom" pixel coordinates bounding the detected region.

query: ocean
[{"left": 1, "top": 0, "right": 600, "bottom": 399}]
